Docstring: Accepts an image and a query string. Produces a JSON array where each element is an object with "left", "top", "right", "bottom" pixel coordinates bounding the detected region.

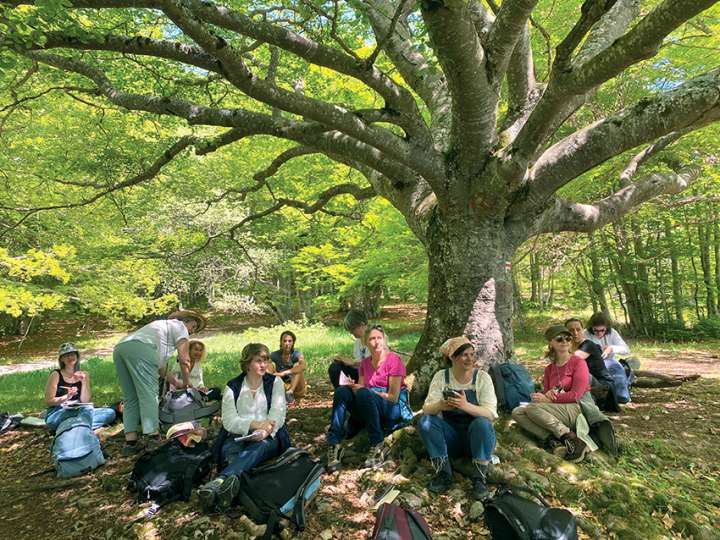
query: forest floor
[{"left": 1, "top": 312, "right": 719, "bottom": 540}]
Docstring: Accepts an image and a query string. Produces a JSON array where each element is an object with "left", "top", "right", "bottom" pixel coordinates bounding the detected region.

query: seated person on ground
[
  {"left": 511, "top": 326, "right": 608, "bottom": 463},
  {"left": 565, "top": 318, "right": 619, "bottom": 412},
  {"left": 269, "top": 330, "right": 307, "bottom": 403},
  {"left": 44, "top": 343, "right": 116, "bottom": 431},
  {"left": 584, "top": 312, "right": 636, "bottom": 404},
  {"left": 198, "top": 343, "right": 289, "bottom": 512},
  {"left": 419, "top": 336, "right": 497, "bottom": 499},
  {"left": 326, "top": 325, "right": 411, "bottom": 472},
  {"left": 329, "top": 310, "right": 369, "bottom": 388},
  {"left": 165, "top": 339, "right": 221, "bottom": 401}
]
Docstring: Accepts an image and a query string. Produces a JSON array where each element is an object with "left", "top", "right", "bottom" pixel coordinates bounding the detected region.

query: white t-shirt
[
  {"left": 119, "top": 319, "right": 189, "bottom": 368},
  {"left": 221, "top": 377, "right": 286, "bottom": 437},
  {"left": 353, "top": 337, "right": 369, "bottom": 362}
]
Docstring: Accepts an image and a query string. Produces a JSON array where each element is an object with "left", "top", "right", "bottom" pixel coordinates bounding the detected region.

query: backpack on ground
[
  {"left": 372, "top": 503, "right": 432, "bottom": 540},
  {"left": 235, "top": 447, "right": 324, "bottom": 540},
  {"left": 484, "top": 484, "right": 578, "bottom": 540},
  {"left": 51, "top": 408, "right": 105, "bottom": 478},
  {"left": 128, "top": 438, "right": 213, "bottom": 506},
  {"left": 159, "top": 388, "right": 220, "bottom": 426},
  {"left": 489, "top": 362, "right": 535, "bottom": 413},
  {"left": 0, "top": 412, "right": 22, "bottom": 435}
]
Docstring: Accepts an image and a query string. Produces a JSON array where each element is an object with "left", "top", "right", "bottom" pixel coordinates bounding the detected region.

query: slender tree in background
[{"left": 2, "top": 0, "right": 720, "bottom": 391}]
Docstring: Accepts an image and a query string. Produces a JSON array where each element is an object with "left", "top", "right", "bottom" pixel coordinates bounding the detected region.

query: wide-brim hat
[
  {"left": 168, "top": 309, "right": 207, "bottom": 332},
  {"left": 544, "top": 325, "right": 571, "bottom": 341},
  {"left": 439, "top": 336, "right": 471, "bottom": 359}
]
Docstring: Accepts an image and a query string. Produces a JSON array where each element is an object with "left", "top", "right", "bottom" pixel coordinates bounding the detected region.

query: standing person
[
  {"left": 418, "top": 336, "right": 497, "bottom": 499},
  {"left": 328, "top": 310, "right": 368, "bottom": 388},
  {"left": 511, "top": 326, "right": 608, "bottom": 463},
  {"left": 565, "top": 318, "right": 619, "bottom": 412},
  {"left": 269, "top": 330, "right": 307, "bottom": 403},
  {"left": 326, "top": 325, "right": 411, "bottom": 472},
  {"left": 584, "top": 312, "right": 634, "bottom": 403},
  {"left": 44, "top": 343, "right": 116, "bottom": 431},
  {"left": 166, "top": 339, "right": 221, "bottom": 400},
  {"left": 113, "top": 310, "right": 206, "bottom": 455},
  {"left": 198, "top": 343, "right": 289, "bottom": 512}
]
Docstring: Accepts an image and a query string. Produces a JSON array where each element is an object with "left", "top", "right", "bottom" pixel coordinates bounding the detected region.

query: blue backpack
[
  {"left": 51, "top": 408, "right": 105, "bottom": 478},
  {"left": 605, "top": 359, "right": 632, "bottom": 404},
  {"left": 489, "top": 362, "right": 535, "bottom": 413}
]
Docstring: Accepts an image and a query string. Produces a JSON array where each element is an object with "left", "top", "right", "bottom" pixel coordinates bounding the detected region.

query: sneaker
[
  {"left": 561, "top": 432, "right": 588, "bottom": 463},
  {"left": 198, "top": 478, "right": 224, "bottom": 512},
  {"left": 428, "top": 471, "right": 453, "bottom": 493},
  {"left": 285, "top": 391, "right": 295, "bottom": 404},
  {"left": 327, "top": 444, "right": 344, "bottom": 473},
  {"left": 121, "top": 442, "right": 142, "bottom": 457},
  {"left": 543, "top": 436, "right": 566, "bottom": 456},
  {"left": 216, "top": 474, "right": 240, "bottom": 511},
  {"left": 364, "top": 443, "right": 387, "bottom": 469}
]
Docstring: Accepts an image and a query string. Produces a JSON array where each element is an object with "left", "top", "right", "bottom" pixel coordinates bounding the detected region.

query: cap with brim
[
  {"left": 439, "top": 336, "right": 471, "bottom": 359},
  {"left": 168, "top": 310, "right": 207, "bottom": 332},
  {"left": 544, "top": 325, "right": 571, "bottom": 341}
]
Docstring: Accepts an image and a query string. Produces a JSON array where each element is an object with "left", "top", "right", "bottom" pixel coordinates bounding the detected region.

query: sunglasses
[
  {"left": 553, "top": 335, "right": 572, "bottom": 343},
  {"left": 592, "top": 327, "right": 607, "bottom": 334}
]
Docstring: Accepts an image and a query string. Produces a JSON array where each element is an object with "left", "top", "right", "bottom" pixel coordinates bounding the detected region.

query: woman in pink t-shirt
[
  {"left": 326, "top": 325, "right": 411, "bottom": 472},
  {"left": 511, "top": 325, "right": 596, "bottom": 463}
]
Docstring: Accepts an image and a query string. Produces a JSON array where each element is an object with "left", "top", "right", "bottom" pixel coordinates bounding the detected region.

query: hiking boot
[
  {"left": 198, "top": 477, "right": 224, "bottom": 512},
  {"left": 561, "top": 432, "right": 588, "bottom": 463},
  {"left": 326, "top": 444, "right": 344, "bottom": 473},
  {"left": 471, "top": 461, "right": 489, "bottom": 500},
  {"left": 428, "top": 471, "right": 453, "bottom": 493},
  {"left": 121, "top": 441, "right": 142, "bottom": 457},
  {"left": 216, "top": 474, "right": 240, "bottom": 511},
  {"left": 364, "top": 443, "right": 387, "bottom": 469},
  {"left": 543, "top": 436, "right": 566, "bottom": 456},
  {"left": 285, "top": 391, "right": 295, "bottom": 404}
]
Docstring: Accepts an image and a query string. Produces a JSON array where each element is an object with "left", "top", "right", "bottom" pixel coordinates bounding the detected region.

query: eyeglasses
[
  {"left": 553, "top": 336, "right": 572, "bottom": 343},
  {"left": 592, "top": 327, "right": 607, "bottom": 335}
]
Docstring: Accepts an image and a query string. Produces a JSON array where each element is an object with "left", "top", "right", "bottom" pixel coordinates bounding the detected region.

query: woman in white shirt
[
  {"left": 113, "top": 310, "right": 206, "bottom": 455},
  {"left": 166, "top": 340, "right": 221, "bottom": 400},
  {"left": 418, "top": 336, "right": 497, "bottom": 499},
  {"left": 198, "top": 343, "right": 290, "bottom": 513}
]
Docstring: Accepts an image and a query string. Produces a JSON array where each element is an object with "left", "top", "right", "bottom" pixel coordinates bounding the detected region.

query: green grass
[{"left": 0, "top": 320, "right": 422, "bottom": 413}]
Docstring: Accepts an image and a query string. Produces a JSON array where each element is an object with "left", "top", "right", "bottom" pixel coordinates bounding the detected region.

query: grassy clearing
[{"left": 0, "top": 320, "right": 422, "bottom": 413}]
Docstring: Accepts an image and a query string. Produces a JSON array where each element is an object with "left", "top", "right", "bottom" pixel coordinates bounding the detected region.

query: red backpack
[{"left": 372, "top": 503, "right": 432, "bottom": 540}]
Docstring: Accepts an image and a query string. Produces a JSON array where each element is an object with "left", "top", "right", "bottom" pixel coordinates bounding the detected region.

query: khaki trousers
[{"left": 512, "top": 402, "right": 581, "bottom": 441}]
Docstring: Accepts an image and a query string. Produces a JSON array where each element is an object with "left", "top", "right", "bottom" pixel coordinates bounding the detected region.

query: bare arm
[
  {"left": 79, "top": 372, "right": 91, "bottom": 403},
  {"left": 175, "top": 338, "right": 191, "bottom": 388},
  {"left": 373, "top": 375, "right": 402, "bottom": 404}
]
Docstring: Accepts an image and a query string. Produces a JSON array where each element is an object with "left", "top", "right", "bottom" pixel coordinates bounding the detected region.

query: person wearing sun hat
[
  {"left": 113, "top": 309, "right": 207, "bottom": 456},
  {"left": 418, "top": 336, "right": 498, "bottom": 499},
  {"left": 511, "top": 325, "right": 611, "bottom": 463},
  {"left": 44, "top": 342, "right": 117, "bottom": 431}
]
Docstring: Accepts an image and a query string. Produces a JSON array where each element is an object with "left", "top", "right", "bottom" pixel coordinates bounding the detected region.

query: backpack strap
[
  {"left": 262, "top": 510, "right": 279, "bottom": 540},
  {"left": 472, "top": 368, "right": 478, "bottom": 385},
  {"left": 291, "top": 462, "right": 324, "bottom": 531},
  {"left": 444, "top": 368, "right": 450, "bottom": 385}
]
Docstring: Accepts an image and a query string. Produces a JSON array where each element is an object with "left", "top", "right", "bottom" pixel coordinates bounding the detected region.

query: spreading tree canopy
[{"left": 1, "top": 0, "right": 719, "bottom": 391}]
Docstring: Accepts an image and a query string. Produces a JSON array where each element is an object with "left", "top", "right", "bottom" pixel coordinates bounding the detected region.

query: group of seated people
[{"left": 43, "top": 309, "right": 629, "bottom": 512}]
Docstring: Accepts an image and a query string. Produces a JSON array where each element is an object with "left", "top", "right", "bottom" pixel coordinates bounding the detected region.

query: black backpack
[
  {"left": 235, "top": 447, "right": 324, "bottom": 540},
  {"left": 128, "top": 439, "right": 213, "bottom": 506},
  {"left": 484, "top": 485, "right": 578, "bottom": 540}
]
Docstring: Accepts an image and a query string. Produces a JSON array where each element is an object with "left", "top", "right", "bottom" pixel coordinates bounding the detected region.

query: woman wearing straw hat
[
  {"left": 418, "top": 336, "right": 497, "bottom": 499},
  {"left": 113, "top": 309, "right": 206, "bottom": 455}
]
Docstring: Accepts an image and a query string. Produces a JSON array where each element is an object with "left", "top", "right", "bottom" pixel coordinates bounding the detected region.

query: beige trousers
[{"left": 512, "top": 402, "right": 581, "bottom": 441}]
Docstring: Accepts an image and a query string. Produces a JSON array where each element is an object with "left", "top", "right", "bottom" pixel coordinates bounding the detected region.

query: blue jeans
[
  {"left": 327, "top": 386, "right": 403, "bottom": 446},
  {"left": 418, "top": 414, "right": 496, "bottom": 462},
  {"left": 219, "top": 435, "right": 282, "bottom": 478},
  {"left": 46, "top": 406, "right": 117, "bottom": 432}
]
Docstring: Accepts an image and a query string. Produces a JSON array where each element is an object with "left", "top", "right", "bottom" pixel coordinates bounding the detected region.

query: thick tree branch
[
  {"left": 485, "top": 0, "right": 539, "bottom": 83},
  {"left": 526, "top": 68, "right": 720, "bottom": 204},
  {"left": 421, "top": 2, "right": 496, "bottom": 175},
  {"left": 502, "top": 26, "right": 538, "bottom": 136},
  {"left": 531, "top": 167, "right": 701, "bottom": 234}
]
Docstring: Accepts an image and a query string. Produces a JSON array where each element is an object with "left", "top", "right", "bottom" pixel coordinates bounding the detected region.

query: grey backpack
[{"left": 159, "top": 388, "right": 220, "bottom": 425}]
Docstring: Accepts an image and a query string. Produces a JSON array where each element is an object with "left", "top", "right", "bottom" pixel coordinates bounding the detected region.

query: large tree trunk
[{"left": 408, "top": 211, "right": 516, "bottom": 397}]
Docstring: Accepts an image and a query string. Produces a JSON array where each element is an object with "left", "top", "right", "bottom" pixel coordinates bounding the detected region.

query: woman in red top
[{"left": 511, "top": 325, "right": 594, "bottom": 462}]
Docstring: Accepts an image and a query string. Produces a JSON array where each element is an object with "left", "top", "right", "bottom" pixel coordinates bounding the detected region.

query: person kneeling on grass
[
  {"left": 269, "top": 330, "right": 307, "bottom": 404},
  {"left": 512, "top": 325, "right": 608, "bottom": 463},
  {"left": 44, "top": 343, "right": 116, "bottom": 432},
  {"left": 198, "top": 343, "right": 289, "bottom": 512},
  {"left": 418, "top": 336, "right": 497, "bottom": 499},
  {"left": 326, "top": 325, "right": 412, "bottom": 472}
]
